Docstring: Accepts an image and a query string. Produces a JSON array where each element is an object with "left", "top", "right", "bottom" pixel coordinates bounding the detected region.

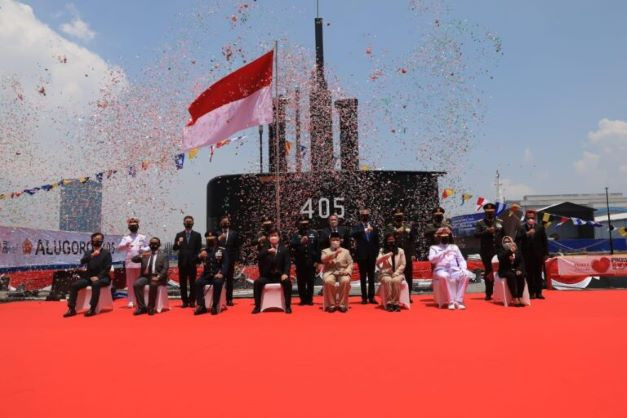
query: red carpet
[{"left": 1, "top": 290, "right": 626, "bottom": 418}]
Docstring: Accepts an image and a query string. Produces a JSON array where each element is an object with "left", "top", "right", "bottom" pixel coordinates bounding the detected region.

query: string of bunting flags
[{"left": 0, "top": 133, "right": 310, "bottom": 201}]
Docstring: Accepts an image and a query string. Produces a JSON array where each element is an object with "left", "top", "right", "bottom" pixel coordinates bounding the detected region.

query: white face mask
[
  {"left": 330, "top": 241, "right": 340, "bottom": 250},
  {"left": 269, "top": 236, "right": 279, "bottom": 245}
]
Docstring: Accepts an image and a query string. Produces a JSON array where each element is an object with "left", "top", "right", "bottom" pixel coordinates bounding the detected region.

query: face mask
[
  {"left": 92, "top": 240, "right": 103, "bottom": 248},
  {"left": 128, "top": 225, "right": 139, "bottom": 233},
  {"left": 330, "top": 241, "right": 340, "bottom": 250},
  {"left": 394, "top": 216, "right": 403, "bottom": 224},
  {"left": 221, "top": 222, "right": 229, "bottom": 229},
  {"left": 206, "top": 238, "right": 216, "bottom": 246},
  {"left": 269, "top": 236, "right": 279, "bottom": 245},
  {"left": 361, "top": 215, "right": 369, "bottom": 223},
  {"left": 434, "top": 215, "right": 444, "bottom": 223},
  {"left": 440, "top": 236, "right": 450, "bottom": 244},
  {"left": 149, "top": 243, "right": 159, "bottom": 251},
  {"left": 386, "top": 241, "right": 396, "bottom": 248},
  {"left": 503, "top": 242, "right": 512, "bottom": 250},
  {"left": 184, "top": 222, "right": 193, "bottom": 229},
  {"left": 263, "top": 223, "right": 272, "bottom": 231},
  {"left": 486, "top": 213, "right": 494, "bottom": 220},
  {"left": 527, "top": 218, "right": 536, "bottom": 226}
]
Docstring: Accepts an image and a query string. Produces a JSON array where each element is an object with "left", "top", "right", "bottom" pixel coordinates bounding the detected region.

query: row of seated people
[{"left": 63, "top": 225, "right": 475, "bottom": 317}]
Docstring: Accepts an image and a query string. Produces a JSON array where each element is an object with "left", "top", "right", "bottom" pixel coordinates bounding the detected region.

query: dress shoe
[
  {"left": 226, "top": 300, "right": 234, "bottom": 307},
  {"left": 537, "top": 294, "right": 545, "bottom": 300},
  {"left": 181, "top": 302, "right": 189, "bottom": 308},
  {"left": 298, "top": 301, "right": 307, "bottom": 306},
  {"left": 211, "top": 306, "right": 219, "bottom": 315},
  {"left": 484, "top": 296, "right": 492, "bottom": 301},
  {"left": 127, "top": 301, "right": 134, "bottom": 308},
  {"left": 285, "top": 307, "right": 292, "bottom": 314},
  {"left": 456, "top": 303, "right": 466, "bottom": 310},
  {"left": 252, "top": 306, "right": 261, "bottom": 314},
  {"left": 148, "top": 308, "right": 156, "bottom": 316},
  {"left": 307, "top": 301, "right": 314, "bottom": 306},
  {"left": 194, "top": 306, "right": 207, "bottom": 315},
  {"left": 448, "top": 303, "right": 456, "bottom": 310},
  {"left": 84, "top": 309, "right": 96, "bottom": 317},
  {"left": 394, "top": 305, "right": 402, "bottom": 312},
  {"left": 368, "top": 299, "right": 377, "bottom": 304},
  {"left": 530, "top": 294, "right": 537, "bottom": 299},
  {"left": 326, "top": 306, "right": 336, "bottom": 313},
  {"left": 410, "top": 298, "right": 413, "bottom": 304},
  {"left": 189, "top": 302, "right": 196, "bottom": 308},
  {"left": 361, "top": 299, "right": 368, "bottom": 304},
  {"left": 385, "top": 305, "right": 394, "bottom": 312},
  {"left": 133, "top": 308, "right": 146, "bottom": 316},
  {"left": 338, "top": 306, "right": 347, "bottom": 313},
  {"left": 63, "top": 308, "right": 76, "bottom": 318}
]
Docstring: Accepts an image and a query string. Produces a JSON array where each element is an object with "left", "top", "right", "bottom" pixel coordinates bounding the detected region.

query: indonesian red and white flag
[{"left": 183, "top": 50, "right": 274, "bottom": 151}]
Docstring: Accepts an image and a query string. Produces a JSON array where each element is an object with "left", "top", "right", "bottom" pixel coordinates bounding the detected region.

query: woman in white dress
[{"left": 428, "top": 227, "right": 468, "bottom": 310}]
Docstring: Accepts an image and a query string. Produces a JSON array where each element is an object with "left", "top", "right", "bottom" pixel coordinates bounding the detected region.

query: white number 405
[{"left": 300, "top": 197, "right": 345, "bottom": 219}]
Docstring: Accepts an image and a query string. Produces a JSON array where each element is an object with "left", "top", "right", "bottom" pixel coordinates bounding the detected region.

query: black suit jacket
[
  {"left": 216, "top": 228, "right": 240, "bottom": 263},
  {"left": 319, "top": 226, "right": 351, "bottom": 251},
  {"left": 351, "top": 223, "right": 380, "bottom": 262},
  {"left": 80, "top": 248, "right": 112, "bottom": 280},
  {"left": 290, "top": 229, "right": 321, "bottom": 266},
  {"left": 173, "top": 230, "right": 202, "bottom": 267},
  {"left": 201, "top": 246, "right": 230, "bottom": 278},
  {"left": 131, "top": 251, "right": 169, "bottom": 284},
  {"left": 516, "top": 223, "right": 549, "bottom": 261},
  {"left": 497, "top": 248, "right": 526, "bottom": 276},
  {"left": 259, "top": 245, "right": 291, "bottom": 280}
]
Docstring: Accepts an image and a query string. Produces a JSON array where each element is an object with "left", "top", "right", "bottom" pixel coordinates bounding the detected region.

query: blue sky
[{"left": 2, "top": 0, "right": 626, "bottom": 235}]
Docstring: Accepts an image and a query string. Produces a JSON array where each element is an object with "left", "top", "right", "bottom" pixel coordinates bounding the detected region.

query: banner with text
[
  {"left": 0, "top": 225, "right": 123, "bottom": 271},
  {"left": 556, "top": 255, "right": 627, "bottom": 277}
]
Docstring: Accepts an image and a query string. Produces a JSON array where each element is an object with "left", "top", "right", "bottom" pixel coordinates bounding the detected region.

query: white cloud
[
  {"left": 60, "top": 17, "right": 95, "bottom": 42},
  {"left": 574, "top": 151, "right": 600, "bottom": 174},
  {"left": 572, "top": 118, "right": 627, "bottom": 188},
  {"left": 0, "top": 0, "right": 125, "bottom": 229},
  {"left": 501, "top": 178, "right": 535, "bottom": 200},
  {"left": 588, "top": 118, "right": 627, "bottom": 143}
]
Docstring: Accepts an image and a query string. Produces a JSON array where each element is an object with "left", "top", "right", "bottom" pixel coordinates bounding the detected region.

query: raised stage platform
[{"left": 1, "top": 290, "right": 626, "bottom": 417}]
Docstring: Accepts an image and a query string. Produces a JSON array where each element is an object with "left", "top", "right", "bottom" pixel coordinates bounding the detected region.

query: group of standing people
[
  {"left": 475, "top": 203, "right": 549, "bottom": 307},
  {"left": 62, "top": 202, "right": 549, "bottom": 318}
]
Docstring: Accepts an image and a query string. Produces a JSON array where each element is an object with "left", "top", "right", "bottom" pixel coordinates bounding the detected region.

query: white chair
[
  {"left": 431, "top": 276, "right": 449, "bottom": 308},
  {"left": 143, "top": 285, "right": 170, "bottom": 313},
  {"left": 75, "top": 284, "right": 113, "bottom": 314},
  {"left": 204, "top": 284, "right": 227, "bottom": 313},
  {"left": 491, "top": 255, "right": 531, "bottom": 307},
  {"left": 377, "top": 279, "right": 411, "bottom": 310},
  {"left": 260, "top": 283, "right": 286, "bottom": 312}
]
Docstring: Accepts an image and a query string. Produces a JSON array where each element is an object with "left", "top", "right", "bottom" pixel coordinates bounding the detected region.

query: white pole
[{"left": 274, "top": 40, "right": 281, "bottom": 230}]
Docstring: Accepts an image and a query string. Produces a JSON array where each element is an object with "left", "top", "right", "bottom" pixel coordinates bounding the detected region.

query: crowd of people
[{"left": 62, "top": 203, "right": 549, "bottom": 317}]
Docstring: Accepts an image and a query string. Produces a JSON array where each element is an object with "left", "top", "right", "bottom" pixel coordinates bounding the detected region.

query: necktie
[
  {"left": 186, "top": 231, "right": 190, "bottom": 243},
  {"left": 146, "top": 254, "right": 153, "bottom": 275}
]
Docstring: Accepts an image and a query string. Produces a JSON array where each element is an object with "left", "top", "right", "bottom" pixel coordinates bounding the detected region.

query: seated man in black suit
[
  {"left": 253, "top": 228, "right": 292, "bottom": 314},
  {"left": 194, "top": 231, "right": 229, "bottom": 315},
  {"left": 64, "top": 232, "right": 113, "bottom": 317},
  {"left": 131, "top": 237, "right": 169, "bottom": 315}
]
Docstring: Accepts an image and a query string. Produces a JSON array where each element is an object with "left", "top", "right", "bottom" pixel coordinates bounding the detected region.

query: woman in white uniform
[
  {"left": 428, "top": 227, "right": 468, "bottom": 310},
  {"left": 117, "top": 217, "right": 149, "bottom": 307}
]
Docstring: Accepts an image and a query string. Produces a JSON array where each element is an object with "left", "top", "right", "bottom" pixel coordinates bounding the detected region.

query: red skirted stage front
[{"left": 1, "top": 290, "right": 626, "bottom": 417}]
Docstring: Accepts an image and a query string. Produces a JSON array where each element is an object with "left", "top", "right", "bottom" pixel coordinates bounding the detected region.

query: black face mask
[
  {"left": 440, "top": 237, "right": 450, "bottom": 244},
  {"left": 434, "top": 215, "right": 444, "bottom": 223},
  {"left": 263, "top": 224, "right": 272, "bottom": 231},
  {"left": 92, "top": 240, "right": 103, "bottom": 248},
  {"left": 184, "top": 222, "right": 193, "bottom": 229},
  {"left": 221, "top": 223, "right": 229, "bottom": 230},
  {"left": 485, "top": 213, "right": 494, "bottom": 220},
  {"left": 386, "top": 241, "right": 396, "bottom": 248},
  {"left": 128, "top": 225, "right": 139, "bottom": 233},
  {"left": 206, "top": 238, "right": 216, "bottom": 246},
  {"left": 149, "top": 243, "right": 159, "bottom": 251},
  {"left": 361, "top": 215, "right": 369, "bottom": 223}
]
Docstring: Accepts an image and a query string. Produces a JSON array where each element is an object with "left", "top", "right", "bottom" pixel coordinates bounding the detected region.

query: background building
[{"left": 59, "top": 180, "right": 102, "bottom": 232}]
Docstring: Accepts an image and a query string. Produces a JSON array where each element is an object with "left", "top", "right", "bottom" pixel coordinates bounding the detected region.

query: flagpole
[{"left": 274, "top": 40, "right": 281, "bottom": 230}]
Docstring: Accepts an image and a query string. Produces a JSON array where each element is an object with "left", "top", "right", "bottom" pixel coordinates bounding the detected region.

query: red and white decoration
[{"left": 183, "top": 50, "right": 274, "bottom": 151}]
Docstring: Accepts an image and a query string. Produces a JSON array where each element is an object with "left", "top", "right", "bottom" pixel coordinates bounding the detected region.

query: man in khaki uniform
[{"left": 321, "top": 232, "right": 354, "bottom": 313}]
